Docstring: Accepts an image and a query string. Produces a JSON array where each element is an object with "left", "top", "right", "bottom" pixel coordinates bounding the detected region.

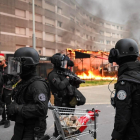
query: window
[
  {"left": 112, "top": 25, "right": 115, "bottom": 29},
  {"left": 106, "top": 32, "right": 111, "bottom": 37},
  {"left": 29, "top": 30, "right": 42, "bottom": 38},
  {"left": 35, "top": 0, "right": 42, "bottom": 7},
  {"left": 70, "top": 15, "right": 75, "bottom": 21},
  {"left": 15, "top": 27, "right": 26, "bottom": 35},
  {"left": 36, "top": 47, "right": 42, "bottom": 55},
  {"left": 106, "top": 23, "right": 110, "bottom": 28},
  {"left": 86, "top": 25, "right": 89, "bottom": 30},
  {"left": 86, "top": 45, "right": 92, "bottom": 50},
  {"left": 76, "top": 20, "right": 80, "bottom": 25},
  {"left": 117, "top": 26, "right": 119, "bottom": 29},
  {"left": 57, "top": 21, "right": 62, "bottom": 28},
  {"left": 99, "top": 22, "right": 103, "bottom": 26},
  {"left": 46, "top": 33, "right": 55, "bottom": 42},
  {"left": 75, "top": 41, "right": 80, "bottom": 48},
  {"left": 121, "top": 34, "right": 123, "bottom": 38},
  {"left": 112, "top": 41, "right": 116, "bottom": 44},
  {"left": 15, "top": 9, "right": 26, "bottom": 18},
  {"left": 86, "top": 45, "right": 89, "bottom": 50},
  {"left": 20, "top": 0, "right": 28, "bottom": 2},
  {"left": 86, "top": 35, "right": 89, "bottom": 39},
  {"left": 76, "top": 30, "right": 80, "bottom": 36},
  {"left": 90, "top": 36, "right": 92, "bottom": 40},
  {"left": 100, "top": 40, "right": 104, "bottom": 44},
  {"left": 57, "top": 35, "right": 62, "bottom": 42},
  {"left": 75, "top": 17, "right": 80, "bottom": 24},
  {"left": 71, "top": 40, "right": 75, "bottom": 46},
  {"left": 117, "top": 34, "right": 119, "bottom": 38},
  {"left": 70, "top": 28, "right": 74, "bottom": 33},
  {"left": 45, "top": 2, "right": 55, "bottom": 12},
  {"left": 100, "top": 31, "right": 104, "bottom": 35},
  {"left": 90, "top": 17, "right": 92, "bottom": 21},
  {"left": 106, "top": 40, "right": 110, "bottom": 45},
  {"left": 45, "top": 49, "right": 55, "bottom": 56},
  {"left": 35, "top": 14, "right": 42, "bottom": 22},
  {"left": 112, "top": 33, "right": 116, "bottom": 37},
  {"left": 57, "top": 7, "right": 62, "bottom": 14},
  {"left": 16, "top": 45, "right": 24, "bottom": 50},
  {"left": 121, "top": 27, "right": 123, "bottom": 30},
  {"left": 45, "top": 18, "right": 55, "bottom": 26},
  {"left": 29, "top": 13, "right": 42, "bottom": 22},
  {"left": 36, "top": 31, "right": 42, "bottom": 38}
]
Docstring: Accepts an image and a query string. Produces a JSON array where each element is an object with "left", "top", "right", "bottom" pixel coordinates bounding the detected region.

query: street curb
[
  {"left": 85, "top": 103, "right": 110, "bottom": 105},
  {"left": 79, "top": 84, "right": 114, "bottom": 89}
]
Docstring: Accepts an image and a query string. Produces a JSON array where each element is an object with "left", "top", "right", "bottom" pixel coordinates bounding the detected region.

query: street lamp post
[{"left": 32, "top": 0, "right": 36, "bottom": 49}]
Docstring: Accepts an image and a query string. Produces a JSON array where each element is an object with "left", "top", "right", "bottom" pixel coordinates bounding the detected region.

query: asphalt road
[{"left": 0, "top": 84, "right": 115, "bottom": 140}]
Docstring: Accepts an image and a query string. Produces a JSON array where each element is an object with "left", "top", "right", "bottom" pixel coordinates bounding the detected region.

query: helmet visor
[
  {"left": 61, "top": 60, "right": 67, "bottom": 69},
  {"left": 8, "top": 57, "right": 21, "bottom": 75}
]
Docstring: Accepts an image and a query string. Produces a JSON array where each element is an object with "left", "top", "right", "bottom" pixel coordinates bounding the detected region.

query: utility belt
[{"left": 53, "top": 93, "right": 64, "bottom": 106}]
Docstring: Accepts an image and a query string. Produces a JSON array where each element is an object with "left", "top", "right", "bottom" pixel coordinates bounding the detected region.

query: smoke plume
[{"left": 77, "top": 0, "right": 140, "bottom": 45}]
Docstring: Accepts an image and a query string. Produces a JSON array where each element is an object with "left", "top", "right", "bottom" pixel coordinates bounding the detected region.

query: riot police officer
[
  {"left": 0, "top": 55, "right": 19, "bottom": 128},
  {"left": 7, "top": 47, "right": 50, "bottom": 140},
  {"left": 48, "top": 53, "right": 86, "bottom": 137},
  {"left": 108, "top": 38, "right": 140, "bottom": 140}
]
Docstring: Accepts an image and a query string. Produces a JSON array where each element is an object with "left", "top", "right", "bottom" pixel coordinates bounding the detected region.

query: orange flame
[{"left": 77, "top": 70, "right": 117, "bottom": 80}]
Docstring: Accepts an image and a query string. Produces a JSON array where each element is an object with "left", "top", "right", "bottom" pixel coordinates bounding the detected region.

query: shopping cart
[{"left": 43, "top": 104, "right": 100, "bottom": 140}]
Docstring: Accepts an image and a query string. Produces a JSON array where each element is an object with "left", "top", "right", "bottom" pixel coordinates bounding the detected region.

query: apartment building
[{"left": 0, "top": 0, "right": 129, "bottom": 57}]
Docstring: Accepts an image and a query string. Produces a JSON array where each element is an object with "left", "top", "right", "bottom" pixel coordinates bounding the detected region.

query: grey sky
[{"left": 76, "top": 0, "right": 140, "bottom": 24}]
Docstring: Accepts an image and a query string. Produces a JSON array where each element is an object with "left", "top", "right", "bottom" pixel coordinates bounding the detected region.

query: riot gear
[
  {"left": 14, "top": 47, "right": 39, "bottom": 66},
  {"left": 109, "top": 38, "right": 140, "bottom": 140},
  {"left": 109, "top": 38, "right": 139, "bottom": 63},
  {"left": 7, "top": 47, "right": 50, "bottom": 140},
  {"left": 48, "top": 53, "right": 85, "bottom": 138},
  {"left": 8, "top": 47, "right": 40, "bottom": 78},
  {"left": 51, "top": 53, "right": 74, "bottom": 69}
]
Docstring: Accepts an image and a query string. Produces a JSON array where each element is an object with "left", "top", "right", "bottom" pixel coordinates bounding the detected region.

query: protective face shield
[
  {"left": 64, "top": 56, "right": 74, "bottom": 67},
  {"left": 60, "top": 55, "right": 67, "bottom": 69},
  {"left": 8, "top": 57, "right": 21, "bottom": 75}
]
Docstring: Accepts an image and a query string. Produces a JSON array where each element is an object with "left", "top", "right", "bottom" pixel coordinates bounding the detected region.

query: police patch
[
  {"left": 117, "top": 90, "right": 127, "bottom": 100},
  {"left": 38, "top": 93, "right": 46, "bottom": 101}
]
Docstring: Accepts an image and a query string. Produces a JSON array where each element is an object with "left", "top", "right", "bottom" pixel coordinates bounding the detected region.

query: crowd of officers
[{"left": 0, "top": 38, "right": 140, "bottom": 140}]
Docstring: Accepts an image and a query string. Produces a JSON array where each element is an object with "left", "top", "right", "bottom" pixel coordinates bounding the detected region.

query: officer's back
[{"left": 109, "top": 38, "right": 140, "bottom": 140}]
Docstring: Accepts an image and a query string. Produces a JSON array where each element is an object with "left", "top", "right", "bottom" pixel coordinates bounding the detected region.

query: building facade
[{"left": 0, "top": 0, "right": 129, "bottom": 56}]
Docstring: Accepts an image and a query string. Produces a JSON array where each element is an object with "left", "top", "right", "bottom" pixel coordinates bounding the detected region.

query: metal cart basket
[{"left": 48, "top": 106, "right": 100, "bottom": 140}]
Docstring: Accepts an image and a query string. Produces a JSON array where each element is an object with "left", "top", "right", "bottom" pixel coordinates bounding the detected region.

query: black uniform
[
  {"left": 0, "top": 72, "right": 3, "bottom": 114},
  {"left": 10, "top": 74, "right": 50, "bottom": 140},
  {"left": 112, "top": 61, "right": 140, "bottom": 140},
  {"left": 0, "top": 65, "right": 19, "bottom": 123},
  {"left": 48, "top": 68, "right": 85, "bottom": 107},
  {"left": 48, "top": 68, "right": 72, "bottom": 107}
]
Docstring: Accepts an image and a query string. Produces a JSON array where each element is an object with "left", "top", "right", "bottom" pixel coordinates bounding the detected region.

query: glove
[
  {"left": 7, "top": 102, "right": 22, "bottom": 115},
  {"left": 69, "top": 97, "right": 78, "bottom": 106}
]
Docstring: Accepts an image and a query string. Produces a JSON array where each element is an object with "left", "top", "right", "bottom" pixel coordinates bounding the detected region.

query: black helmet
[
  {"left": 51, "top": 53, "right": 74, "bottom": 69},
  {"left": 14, "top": 47, "right": 39, "bottom": 66},
  {"left": 115, "top": 38, "right": 139, "bottom": 58},
  {"left": 109, "top": 38, "right": 139, "bottom": 63}
]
